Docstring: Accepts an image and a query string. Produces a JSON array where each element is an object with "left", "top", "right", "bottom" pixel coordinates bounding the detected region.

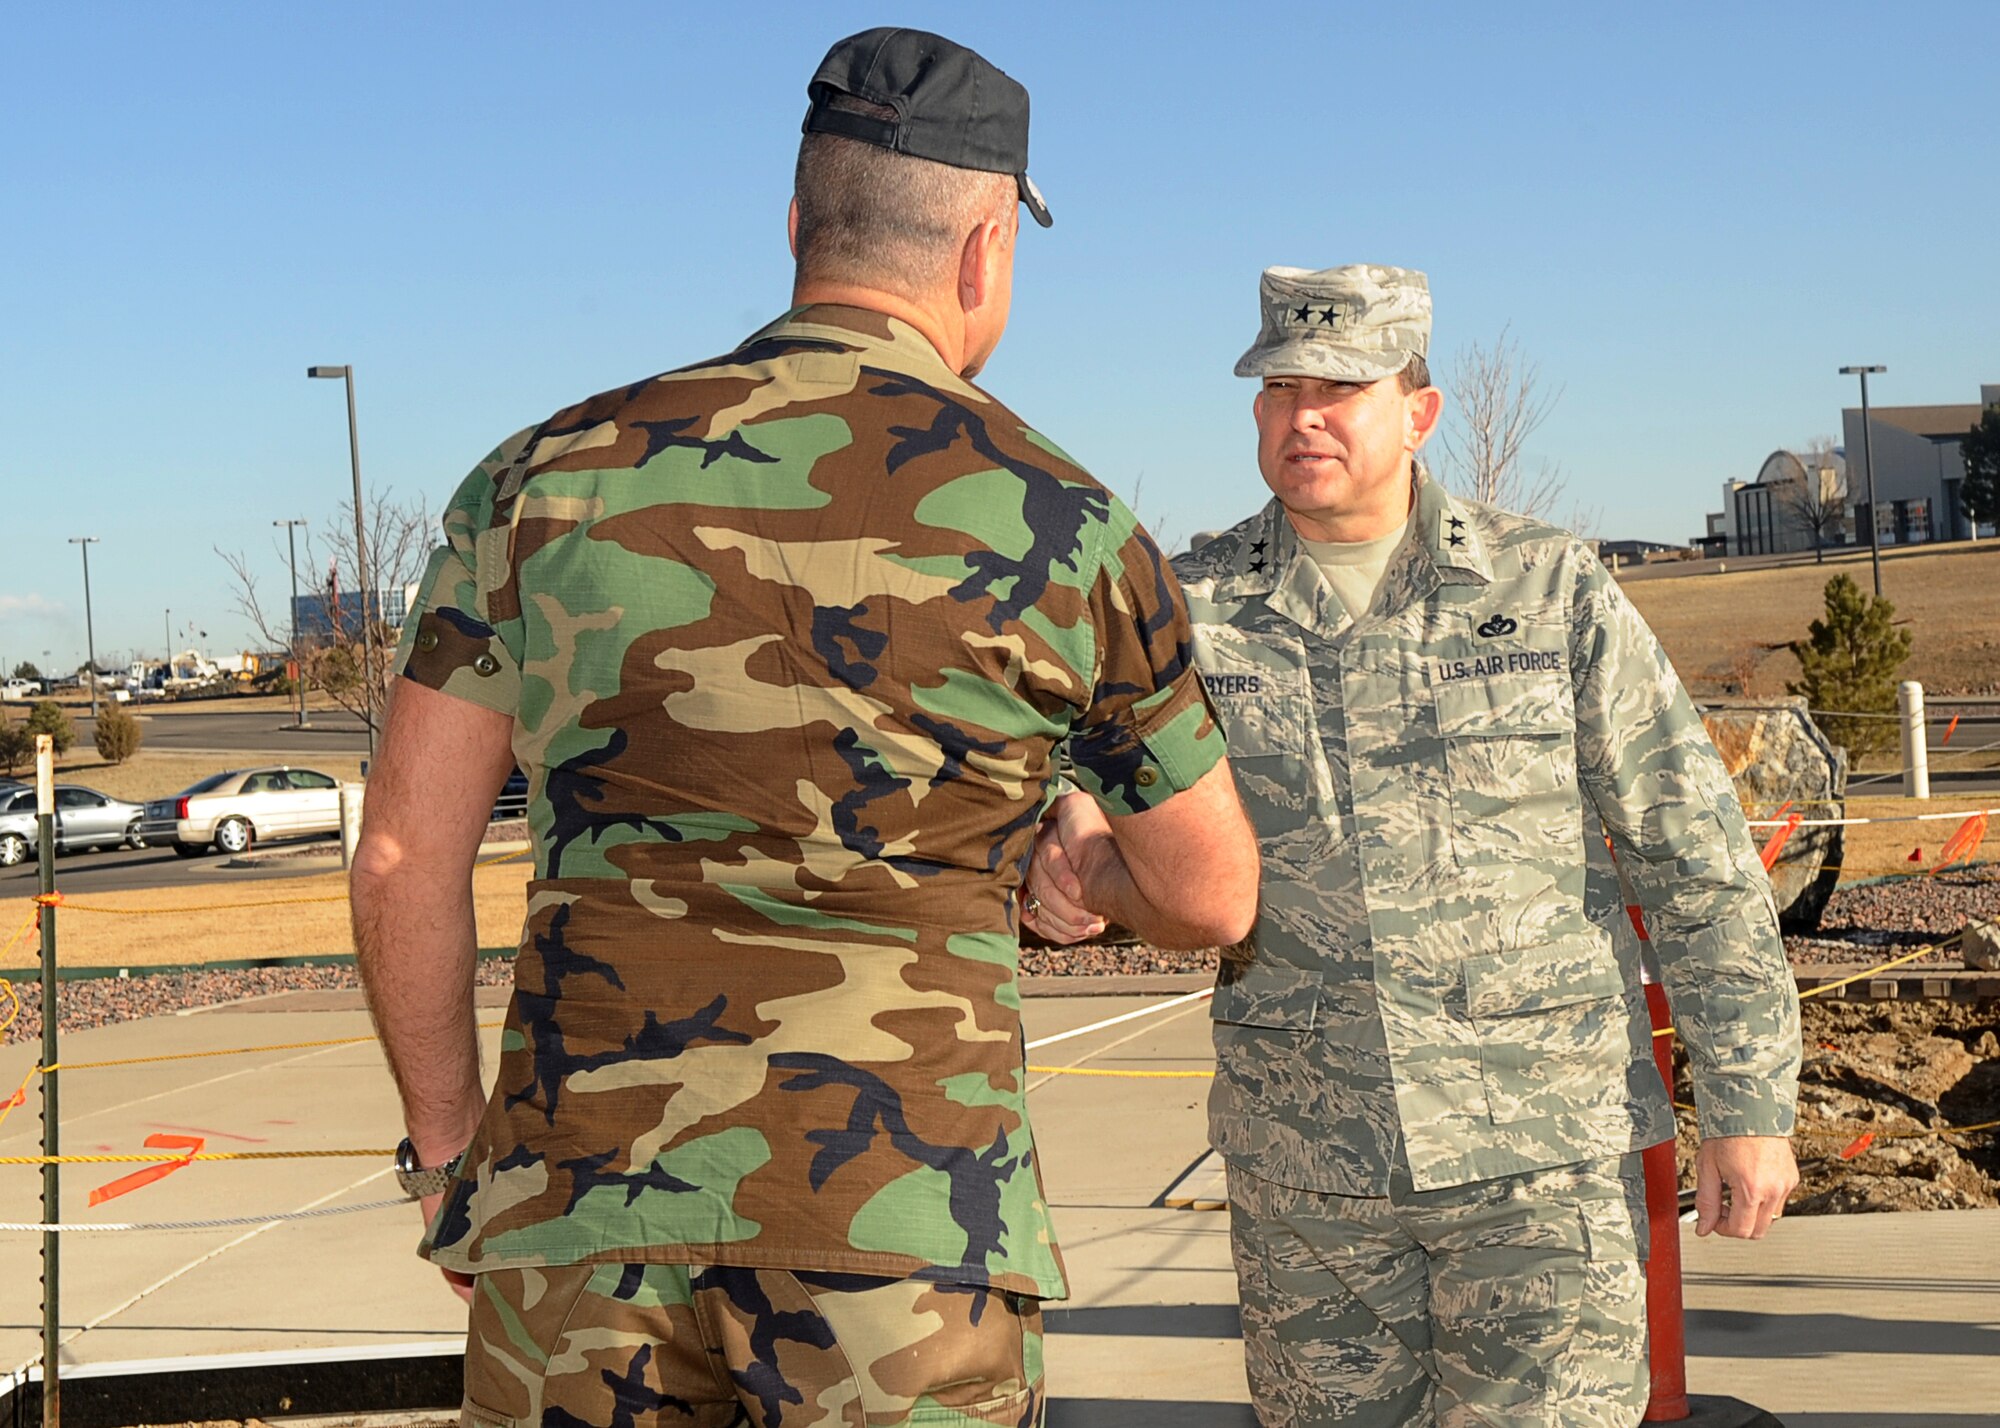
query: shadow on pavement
[{"left": 1687, "top": 1308, "right": 2000, "bottom": 1358}]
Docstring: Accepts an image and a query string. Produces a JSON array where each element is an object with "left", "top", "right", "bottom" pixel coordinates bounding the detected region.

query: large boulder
[
  {"left": 1700, "top": 697, "right": 1847, "bottom": 933},
  {"left": 1964, "top": 919, "right": 2000, "bottom": 971}
]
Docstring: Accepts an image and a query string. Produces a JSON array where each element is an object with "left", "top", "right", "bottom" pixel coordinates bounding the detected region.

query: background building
[
  {"left": 1842, "top": 383, "right": 1999, "bottom": 545},
  {"left": 1697, "top": 448, "right": 1847, "bottom": 556},
  {"left": 291, "top": 584, "right": 418, "bottom": 643},
  {"left": 1733, "top": 448, "right": 1848, "bottom": 556}
]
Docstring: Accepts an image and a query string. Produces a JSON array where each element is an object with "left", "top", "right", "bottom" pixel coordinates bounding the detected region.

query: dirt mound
[{"left": 1672, "top": 999, "right": 2000, "bottom": 1214}]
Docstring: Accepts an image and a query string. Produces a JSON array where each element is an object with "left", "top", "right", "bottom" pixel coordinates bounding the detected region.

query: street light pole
[
  {"left": 275, "top": 519, "right": 310, "bottom": 729},
  {"left": 1840, "top": 365, "right": 1887, "bottom": 598},
  {"left": 68, "top": 537, "right": 101, "bottom": 720},
  {"left": 307, "top": 364, "right": 374, "bottom": 759}
]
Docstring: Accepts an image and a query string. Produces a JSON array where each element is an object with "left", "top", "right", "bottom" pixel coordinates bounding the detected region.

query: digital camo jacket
[
  {"left": 1174, "top": 469, "right": 1801, "bottom": 1195},
  {"left": 393, "top": 305, "right": 1223, "bottom": 1297}
]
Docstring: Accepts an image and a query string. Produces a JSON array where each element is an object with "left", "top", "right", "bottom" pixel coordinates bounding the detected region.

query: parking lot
[{"left": 2, "top": 704, "right": 371, "bottom": 895}]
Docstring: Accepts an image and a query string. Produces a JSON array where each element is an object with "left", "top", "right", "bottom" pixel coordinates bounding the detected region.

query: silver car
[
  {"left": 140, "top": 766, "right": 346, "bottom": 857},
  {"left": 0, "top": 784, "right": 147, "bottom": 867}
]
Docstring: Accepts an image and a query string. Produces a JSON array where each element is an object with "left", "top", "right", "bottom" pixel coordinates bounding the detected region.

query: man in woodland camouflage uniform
[
  {"left": 349, "top": 28, "right": 1258, "bottom": 1427},
  {"left": 1029, "top": 265, "right": 1801, "bottom": 1426}
]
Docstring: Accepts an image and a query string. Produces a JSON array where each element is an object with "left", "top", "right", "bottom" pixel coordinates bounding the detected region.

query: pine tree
[
  {"left": 93, "top": 703, "right": 142, "bottom": 764},
  {"left": 0, "top": 722, "right": 30, "bottom": 776},
  {"left": 1786, "top": 574, "right": 1912, "bottom": 759},
  {"left": 23, "top": 701, "right": 75, "bottom": 756}
]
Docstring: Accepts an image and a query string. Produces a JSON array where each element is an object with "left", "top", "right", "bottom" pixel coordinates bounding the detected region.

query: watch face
[{"left": 396, "top": 1138, "right": 421, "bottom": 1174}]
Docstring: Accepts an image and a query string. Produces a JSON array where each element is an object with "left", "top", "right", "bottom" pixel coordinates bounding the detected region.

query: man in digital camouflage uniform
[
  {"left": 348, "top": 28, "right": 1258, "bottom": 1428},
  {"left": 1031, "top": 265, "right": 1801, "bottom": 1427}
]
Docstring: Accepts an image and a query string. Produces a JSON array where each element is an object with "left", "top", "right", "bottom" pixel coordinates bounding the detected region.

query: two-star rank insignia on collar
[
  {"left": 1250, "top": 539, "right": 1268, "bottom": 555},
  {"left": 1248, "top": 558, "right": 1268, "bottom": 574},
  {"left": 1440, "top": 511, "right": 1469, "bottom": 550}
]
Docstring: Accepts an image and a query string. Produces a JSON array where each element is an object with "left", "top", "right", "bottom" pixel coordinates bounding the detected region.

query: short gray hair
[{"left": 794, "top": 96, "right": 1014, "bottom": 293}]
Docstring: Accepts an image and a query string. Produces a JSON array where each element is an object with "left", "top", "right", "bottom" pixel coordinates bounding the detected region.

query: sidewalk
[{"left": 2, "top": 992, "right": 1996, "bottom": 1424}]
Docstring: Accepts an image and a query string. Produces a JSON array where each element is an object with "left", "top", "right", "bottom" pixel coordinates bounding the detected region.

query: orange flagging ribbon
[{"left": 88, "top": 1133, "right": 205, "bottom": 1207}]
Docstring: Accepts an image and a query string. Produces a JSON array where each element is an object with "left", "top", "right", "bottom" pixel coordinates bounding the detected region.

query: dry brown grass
[
  {"left": 1827, "top": 795, "right": 1999, "bottom": 880},
  {"left": 0, "top": 856, "right": 534, "bottom": 970},
  {"left": 1622, "top": 543, "right": 2000, "bottom": 697}
]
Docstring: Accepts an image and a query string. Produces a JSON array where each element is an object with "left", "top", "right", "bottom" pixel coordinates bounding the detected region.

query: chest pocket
[
  {"left": 1192, "top": 625, "right": 1332, "bottom": 840},
  {"left": 1433, "top": 652, "right": 1582, "bottom": 866}
]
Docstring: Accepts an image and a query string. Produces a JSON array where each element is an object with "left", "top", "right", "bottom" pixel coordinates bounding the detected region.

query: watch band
[{"left": 394, "top": 1137, "right": 467, "bottom": 1198}]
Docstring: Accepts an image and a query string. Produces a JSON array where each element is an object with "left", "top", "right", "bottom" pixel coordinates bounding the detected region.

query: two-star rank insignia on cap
[{"left": 1286, "top": 304, "right": 1343, "bottom": 327}]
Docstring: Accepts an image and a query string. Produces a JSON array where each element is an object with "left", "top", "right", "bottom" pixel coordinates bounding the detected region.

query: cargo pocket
[
  {"left": 1433, "top": 663, "right": 1581, "bottom": 867},
  {"left": 1191, "top": 625, "right": 1331, "bottom": 841},
  {"left": 1464, "top": 938, "right": 1631, "bottom": 1125},
  {"left": 462, "top": 1265, "right": 600, "bottom": 1426}
]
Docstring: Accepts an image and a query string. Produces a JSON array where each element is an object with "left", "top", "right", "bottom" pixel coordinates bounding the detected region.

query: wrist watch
[{"left": 394, "top": 1137, "right": 467, "bottom": 1198}]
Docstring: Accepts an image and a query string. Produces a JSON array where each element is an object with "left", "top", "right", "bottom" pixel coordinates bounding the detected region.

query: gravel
[
  {"left": 1785, "top": 865, "right": 1999, "bottom": 966},
  {"left": 1, "top": 956, "right": 515, "bottom": 1047}
]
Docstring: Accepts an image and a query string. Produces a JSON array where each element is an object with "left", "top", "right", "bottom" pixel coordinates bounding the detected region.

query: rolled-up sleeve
[
  {"left": 393, "top": 431, "right": 533, "bottom": 718},
  {"left": 1064, "top": 499, "right": 1226, "bottom": 815},
  {"left": 1569, "top": 548, "right": 1801, "bottom": 1140}
]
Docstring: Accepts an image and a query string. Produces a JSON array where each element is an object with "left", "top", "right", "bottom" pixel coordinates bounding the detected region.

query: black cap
[{"left": 804, "top": 27, "right": 1052, "bottom": 228}]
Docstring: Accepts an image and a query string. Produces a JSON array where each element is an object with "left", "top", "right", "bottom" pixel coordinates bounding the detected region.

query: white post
[
  {"left": 339, "top": 782, "right": 365, "bottom": 870},
  {"left": 1899, "top": 680, "right": 1929, "bottom": 799}
]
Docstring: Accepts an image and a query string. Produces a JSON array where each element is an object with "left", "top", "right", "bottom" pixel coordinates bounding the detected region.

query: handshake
[
  {"left": 1020, "top": 793, "right": 1118, "bottom": 945},
  {"left": 1018, "top": 777, "right": 1262, "bottom": 953}
]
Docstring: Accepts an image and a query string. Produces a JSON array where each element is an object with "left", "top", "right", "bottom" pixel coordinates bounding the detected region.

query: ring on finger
[{"left": 1023, "top": 893, "right": 1043, "bottom": 920}]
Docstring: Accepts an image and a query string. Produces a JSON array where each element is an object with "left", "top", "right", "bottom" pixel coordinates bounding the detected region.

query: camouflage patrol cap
[
  {"left": 806, "top": 28, "right": 1052, "bottom": 227},
  {"left": 1234, "top": 265, "right": 1431, "bottom": 381}
]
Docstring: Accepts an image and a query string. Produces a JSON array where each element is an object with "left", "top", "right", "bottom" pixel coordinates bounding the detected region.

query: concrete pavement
[{"left": 2, "top": 990, "right": 1997, "bottom": 1424}]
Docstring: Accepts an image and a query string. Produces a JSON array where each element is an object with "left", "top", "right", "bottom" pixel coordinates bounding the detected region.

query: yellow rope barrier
[
  {"left": 1797, "top": 941, "right": 1960, "bottom": 1000},
  {"left": 38, "top": 892, "right": 350, "bottom": 915}
]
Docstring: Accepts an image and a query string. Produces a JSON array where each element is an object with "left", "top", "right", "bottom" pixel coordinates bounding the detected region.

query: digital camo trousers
[
  {"left": 461, "top": 1264, "right": 1044, "bottom": 1428},
  {"left": 1228, "top": 1154, "right": 1649, "bottom": 1428}
]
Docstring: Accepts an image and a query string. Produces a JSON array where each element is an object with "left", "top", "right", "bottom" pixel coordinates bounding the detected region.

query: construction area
[
  {"left": 1, "top": 977, "right": 1997, "bottom": 1427},
  {"left": 2, "top": 688, "right": 1998, "bottom": 1427}
]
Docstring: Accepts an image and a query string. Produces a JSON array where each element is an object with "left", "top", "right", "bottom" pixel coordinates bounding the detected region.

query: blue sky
[{"left": 5, "top": 3, "right": 1994, "bottom": 669}]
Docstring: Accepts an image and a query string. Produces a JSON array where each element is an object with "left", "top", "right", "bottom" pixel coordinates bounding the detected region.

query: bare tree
[
  {"left": 1127, "top": 472, "right": 1180, "bottom": 558},
  {"left": 1434, "top": 326, "right": 1570, "bottom": 520},
  {"left": 219, "top": 492, "right": 434, "bottom": 736},
  {"left": 1782, "top": 437, "right": 1847, "bottom": 564}
]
